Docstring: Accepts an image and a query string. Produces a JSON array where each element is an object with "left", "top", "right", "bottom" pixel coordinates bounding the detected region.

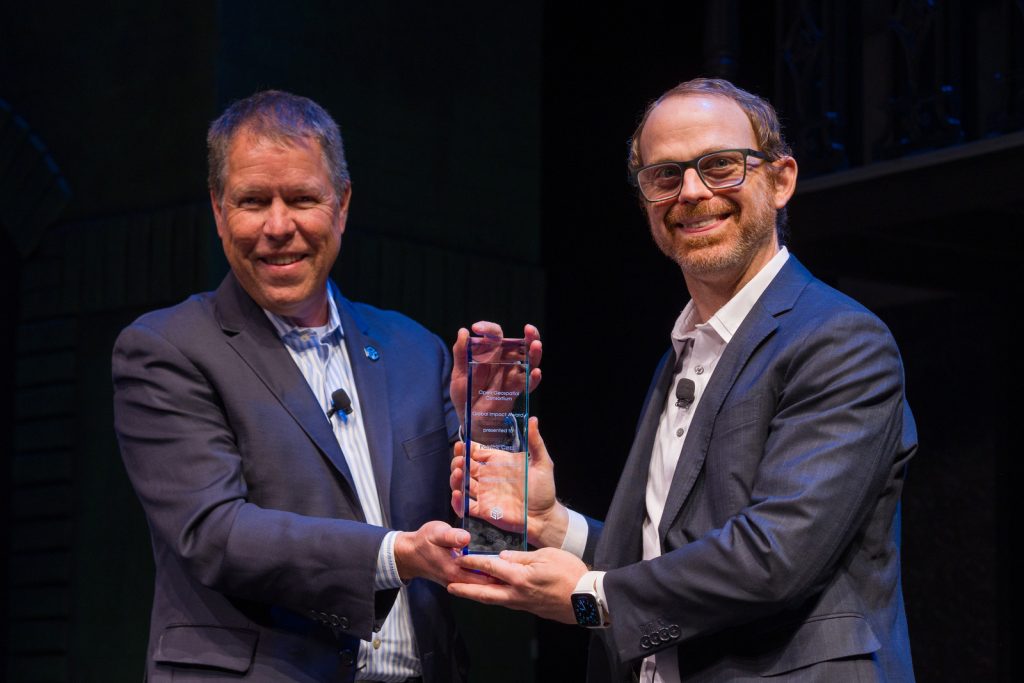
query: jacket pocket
[
  {"left": 155, "top": 625, "right": 259, "bottom": 674},
  {"left": 760, "top": 613, "right": 880, "bottom": 676},
  {"left": 402, "top": 425, "right": 450, "bottom": 460}
]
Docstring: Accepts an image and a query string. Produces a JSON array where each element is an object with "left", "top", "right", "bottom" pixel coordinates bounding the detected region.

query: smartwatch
[{"left": 571, "top": 589, "right": 609, "bottom": 629}]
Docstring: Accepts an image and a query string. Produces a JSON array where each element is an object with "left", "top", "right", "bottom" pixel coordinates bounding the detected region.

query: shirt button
[
  {"left": 694, "top": 365, "right": 704, "bottom": 375},
  {"left": 373, "top": 637, "right": 382, "bottom": 650},
  {"left": 676, "top": 427, "right": 684, "bottom": 437}
]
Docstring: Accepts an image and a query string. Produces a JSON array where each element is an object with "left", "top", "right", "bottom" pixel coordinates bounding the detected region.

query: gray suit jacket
[
  {"left": 587, "top": 257, "right": 916, "bottom": 682},
  {"left": 113, "top": 273, "right": 464, "bottom": 682}
]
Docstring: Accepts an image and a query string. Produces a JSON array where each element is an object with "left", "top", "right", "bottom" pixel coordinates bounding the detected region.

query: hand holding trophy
[{"left": 450, "top": 324, "right": 542, "bottom": 553}]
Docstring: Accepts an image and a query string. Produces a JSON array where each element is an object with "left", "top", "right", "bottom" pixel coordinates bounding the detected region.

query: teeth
[
  {"left": 265, "top": 255, "right": 302, "bottom": 266},
  {"left": 684, "top": 217, "right": 719, "bottom": 230}
]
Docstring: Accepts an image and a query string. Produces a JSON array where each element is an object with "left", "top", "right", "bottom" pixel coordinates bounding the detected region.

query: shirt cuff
[
  {"left": 375, "top": 530, "right": 405, "bottom": 590},
  {"left": 560, "top": 508, "right": 589, "bottom": 558}
]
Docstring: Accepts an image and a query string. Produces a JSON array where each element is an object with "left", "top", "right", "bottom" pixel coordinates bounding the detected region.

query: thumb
[
  {"left": 527, "top": 416, "right": 552, "bottom": 466},
  {"left": 498, "top": 549, "right": 534, "bottom": 565},
  {"left": 426, "top": 521, "right": 470, "bottom": 548}
]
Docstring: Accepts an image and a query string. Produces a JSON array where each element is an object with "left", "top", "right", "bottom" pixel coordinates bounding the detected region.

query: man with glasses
[{"left": 450, "top": 78, "right": 917, "bottom": 682}]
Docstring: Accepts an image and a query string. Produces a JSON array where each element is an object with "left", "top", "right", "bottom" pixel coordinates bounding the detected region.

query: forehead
[
  {"left": 638, "top": 94, "right": 756, "bottom": 162},
  {"left": 224, "top": 131, "right": 329, "bottom": 183}
]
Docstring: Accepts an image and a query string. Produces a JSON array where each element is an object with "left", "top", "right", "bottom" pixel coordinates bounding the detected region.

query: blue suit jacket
[
  {"left": 113, "top": 273, "right": 464, "bottom": 682},
  {"left": 586, "top": 257, "right": 917, "bottom": 682}
]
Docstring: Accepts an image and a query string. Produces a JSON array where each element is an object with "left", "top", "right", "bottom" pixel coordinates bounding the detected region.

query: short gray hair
[{"left": 207, "top": 90, "right": 350, "bottom": 201}]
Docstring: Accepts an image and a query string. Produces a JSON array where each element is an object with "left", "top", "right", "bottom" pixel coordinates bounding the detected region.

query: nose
[
  {"left": 677, "top": 168, "right": 713, "bottom": 205},
  {"left": 263, "top": 198, "right": 296, "bottom": 241}
]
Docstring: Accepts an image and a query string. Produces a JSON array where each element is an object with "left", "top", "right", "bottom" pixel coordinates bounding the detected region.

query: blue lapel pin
[{"left": 364, "top": 345, "right": 380, "bottom": 361}]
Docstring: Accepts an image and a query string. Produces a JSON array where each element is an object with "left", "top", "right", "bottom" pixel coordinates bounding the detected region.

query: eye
[
  {"left": 699, "top": 152, "right": 744, "bottom": 181},
  {"left": 237, "top": 196, "right": 267, "bottom": 208},
  {"left": 289, "top": 193, "right": 326, "bottom": 208},
  {"left": 652, "top": 165, "right": 681, "bottom": 180},
  {"left": 638, "top": 165, "right": 682, "bottom": 189}
]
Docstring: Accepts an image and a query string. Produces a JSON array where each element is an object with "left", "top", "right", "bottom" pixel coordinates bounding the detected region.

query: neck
[{"left": 682, "top": 246, "right": 779, "bottom": 324}]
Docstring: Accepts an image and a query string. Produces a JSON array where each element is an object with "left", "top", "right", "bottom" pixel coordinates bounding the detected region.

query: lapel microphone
[
  {"left": 675, "top": 378, "right": 695, "bottom": 409},
  {"left": 327, "top": 388, "right": 354, "bottom": 418}
]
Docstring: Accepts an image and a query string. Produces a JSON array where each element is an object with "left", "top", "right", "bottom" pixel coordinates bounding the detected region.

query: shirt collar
[
  {"left": 670, "top": 246, "right": 789, "bottom": 355},
  {"left": 263, "top": 281, "right": 345, "bottom": 344}
]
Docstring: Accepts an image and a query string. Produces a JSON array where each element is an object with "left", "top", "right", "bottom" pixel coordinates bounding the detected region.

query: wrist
[
  {"left": 392, "top": 531, "right": 414, "bottom": 581},
  {"left": 530, "top": 502, "right": 569, "bottom": 549}
]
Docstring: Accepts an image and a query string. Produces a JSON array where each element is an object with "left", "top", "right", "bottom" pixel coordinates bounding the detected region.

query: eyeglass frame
[{"left": 629, "top": 148, "right": 772, "bottom": 202}]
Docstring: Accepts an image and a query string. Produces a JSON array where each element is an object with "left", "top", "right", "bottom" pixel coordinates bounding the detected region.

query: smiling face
[
  {"left": 638, "top": 94, "right": 796, "bottom": 286},
  {"left": 211, "top": 131, "right": 350, "bottom": 326}
]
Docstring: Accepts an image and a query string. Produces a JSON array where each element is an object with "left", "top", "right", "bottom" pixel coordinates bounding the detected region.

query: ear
[
  {"left": 336, "top": 183, "right": 352, "bottom": 236},
  {"left": 210, "top": 190, "right": 226, "bottom": 239},
  {"left": 771, "top": 156, "right": 798, "bottom": 210}
]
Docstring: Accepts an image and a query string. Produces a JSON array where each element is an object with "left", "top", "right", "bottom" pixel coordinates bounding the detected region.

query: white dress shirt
[
  {"left": 567, "top": 248, "right": 790, "bottom": 683},
  {"left": 266, "top": 282, "right": 418, "bottom": 682}
]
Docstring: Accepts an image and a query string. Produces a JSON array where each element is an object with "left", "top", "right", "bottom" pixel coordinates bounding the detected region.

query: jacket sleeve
[
  {"left": 113, "top": 320, "right": 390, "bottom": 640},
  {"left": 600, "top": 307, "right": 915, "bottom": 662}
]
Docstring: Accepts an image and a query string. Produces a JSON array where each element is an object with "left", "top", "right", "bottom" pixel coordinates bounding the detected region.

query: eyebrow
[
  {"left": 229, "top": 183, "right": 327, "bottom": 196},
  {"left": 647, "top": 146, "right": 745, "bottom": 164}
]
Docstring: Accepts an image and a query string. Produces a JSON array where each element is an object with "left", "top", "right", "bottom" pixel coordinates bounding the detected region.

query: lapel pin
[{"left": 364, "top": 345, "right": 380, "bottom": 361}]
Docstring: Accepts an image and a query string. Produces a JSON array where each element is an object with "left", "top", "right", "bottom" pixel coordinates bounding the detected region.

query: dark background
[{"left": 2, "top": 1, "right": 1020, "bottom": 681}]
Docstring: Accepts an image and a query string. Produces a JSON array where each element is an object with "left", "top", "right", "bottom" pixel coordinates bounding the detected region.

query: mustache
[{"left": 665, "top": 199, "right": 736, "bottom": 223}]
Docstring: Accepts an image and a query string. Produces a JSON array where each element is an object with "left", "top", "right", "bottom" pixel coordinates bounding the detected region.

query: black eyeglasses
[{"left": 630, "top": 148, "right": 770, "bottom": 202}]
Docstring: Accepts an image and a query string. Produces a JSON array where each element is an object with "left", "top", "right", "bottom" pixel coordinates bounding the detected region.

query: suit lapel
[
  {"left": 336, "top": 294, "right": 395, "bottom": 527},
  {"left": 595, "top": 349, "right": 676, "bottom": 569},
  {"left": 213, "top": 274, "right": 359, "bottom": 499},
  {"left": 657, "top": 257, "right": 814, "bottom": 540}
]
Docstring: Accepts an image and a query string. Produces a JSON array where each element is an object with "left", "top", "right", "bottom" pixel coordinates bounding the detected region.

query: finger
[
  {"left": 447, "top": 582, "right": 518, "bottom": 605},
  {"left": 457, "top": 554, "right": 520, "bottom": 583},
  {"left": 470, "top": 321, "right": 504, "bottom": 338},
  {"left": 527, "top": 336, "right": 542, "bottom": 368},
  {"left": 449, "top": 567, "right": 500, "bottom": 586},
  {"left": 451, "top": 490, "right": 465, "bottom": 518},
  {"left": 529, "top": 367, "right": 542, "bottom": 391},
  {"left": 452, "top": 328, "right": 470, "bottom": 367},
  {"left": 449, "top": 458, "right": 463, "bottom": 482},
  {"left": 450, "top": 470, "right": 467, "bottom": 501}
]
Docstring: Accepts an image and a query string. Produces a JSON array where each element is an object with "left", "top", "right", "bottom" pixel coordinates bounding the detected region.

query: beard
[{"left": 650, "top": 188, "right": 778, "bottom": 276}]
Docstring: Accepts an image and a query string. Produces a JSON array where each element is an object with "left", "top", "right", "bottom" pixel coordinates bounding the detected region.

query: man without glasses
[{"left": 113, "top": 90, "right": 539, "bottom": 682}]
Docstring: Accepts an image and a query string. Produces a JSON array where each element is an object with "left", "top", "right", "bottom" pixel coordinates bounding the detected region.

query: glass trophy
[{"left": 462, "top": 336, "right": 529, "bottom": 554}]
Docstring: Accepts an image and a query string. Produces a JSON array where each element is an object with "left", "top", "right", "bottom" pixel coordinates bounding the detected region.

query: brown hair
[{"left": 627, "top": 77, "right": 791, "bottom": 175}]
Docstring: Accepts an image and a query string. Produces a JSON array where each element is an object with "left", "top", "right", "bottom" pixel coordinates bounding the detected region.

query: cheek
[{"left": 646, "top": 204, "right": 667, "bottom": 227}]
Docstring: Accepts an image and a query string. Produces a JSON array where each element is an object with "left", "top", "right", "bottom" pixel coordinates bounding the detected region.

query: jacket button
[
  {"left": 338, "top": 616, "right": 350, "bottom": 630},
  {"left": 328, "top": 614, "right": 341, "bottom": 627},
  {"left": 339, "top": 649, "right": 355, "bottom": 666}
]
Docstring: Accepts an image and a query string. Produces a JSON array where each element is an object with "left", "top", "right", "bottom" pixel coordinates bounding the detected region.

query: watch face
[{"left": 571, "top": 593, "right": 602, "bottom": 627}]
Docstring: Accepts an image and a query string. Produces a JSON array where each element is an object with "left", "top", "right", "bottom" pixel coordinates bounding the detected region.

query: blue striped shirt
[{"left": 265, "top": 283, "right": 419, "bottom": 681}]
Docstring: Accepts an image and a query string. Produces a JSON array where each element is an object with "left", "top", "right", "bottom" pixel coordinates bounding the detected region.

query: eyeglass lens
[{"left": 638, "top": 150, "right": 748, "bottom": 200}]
